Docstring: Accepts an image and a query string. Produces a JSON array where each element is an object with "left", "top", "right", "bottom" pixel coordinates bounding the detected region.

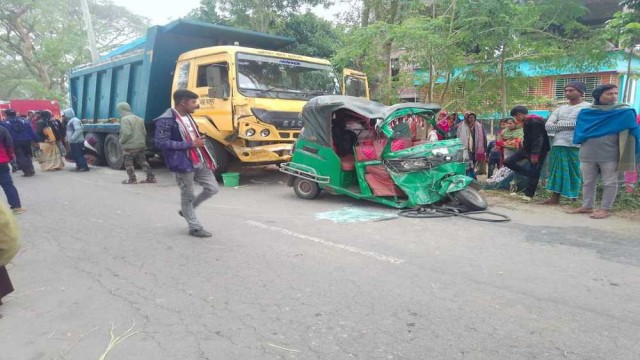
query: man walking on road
[
  {"left": 117, "top": 102, "right": 156, "bottom": 184},
  {"left": 543, "top": 81, "right": 591, "bottom": 205},
  {"left": 504, "top": 106, "right": 550, "bottom": 202},
  {"left": 62, "top": 108, "right": 89, "bottom": 172},
  {"left": 154, "top": 90, "right": 219, "bottom": 238},
  {"left": 569, "top": 84, "right": 639, "bottom": 219},
  {"left": 0, "top": 124, "right": 25, "bottom": 214},
  {"left": 2, "top": 109, "right": 36, "bottom": 177}
]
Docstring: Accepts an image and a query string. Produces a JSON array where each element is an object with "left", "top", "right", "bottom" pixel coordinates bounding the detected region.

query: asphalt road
[{"left": 1, "top": 161, "right": 639, "bottom": 360}]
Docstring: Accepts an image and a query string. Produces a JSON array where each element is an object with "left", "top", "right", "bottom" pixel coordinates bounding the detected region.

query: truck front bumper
[{"left": 229, "top": 143, "right": 293, "bottom": 163}]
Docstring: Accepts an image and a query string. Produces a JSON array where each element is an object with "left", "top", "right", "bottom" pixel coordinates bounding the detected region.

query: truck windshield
[{"left": 236, "top": 53, "right": 340, "bottom": 100}]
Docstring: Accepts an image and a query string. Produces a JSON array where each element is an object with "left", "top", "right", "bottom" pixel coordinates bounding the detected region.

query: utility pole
[{"left": 80, "top": 0, "right": 99, "bottom": 62}]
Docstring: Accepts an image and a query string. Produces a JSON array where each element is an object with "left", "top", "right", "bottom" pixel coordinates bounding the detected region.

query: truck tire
[
  {"left": 85, "top": 132, "right": 106, "bottom": 166},
  {"left": 104, "top": 133, "right": 124, "bottom": 170},
  {"left": 205, "top": 138, "right": 229, "bottom": 179},
  {"left": 293, "top": 177, "right": 321, "bottom": 200},
  {"left": 454, "top": 187, "right": 488, "bottom": 211}
]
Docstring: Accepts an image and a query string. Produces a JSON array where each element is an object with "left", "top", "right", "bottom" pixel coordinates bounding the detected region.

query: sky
[{"left": 110, "top": 0, "right": 349, "bottom": 26}]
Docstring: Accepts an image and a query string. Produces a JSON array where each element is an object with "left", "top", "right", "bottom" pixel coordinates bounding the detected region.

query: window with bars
[
  {"left": 554, "top": 77, "right": 599, "bottom": 102},
  {"left": 527, "top": 79, "right": 542, "bottom": 97}
]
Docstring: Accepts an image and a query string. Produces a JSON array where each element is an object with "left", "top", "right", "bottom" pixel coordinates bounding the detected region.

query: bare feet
[
  {"left": 567, "top": 207, "right": 593, "bottom": 214},
  {"left": 590, "top": 209, "right": 611, "bottom": 219}
]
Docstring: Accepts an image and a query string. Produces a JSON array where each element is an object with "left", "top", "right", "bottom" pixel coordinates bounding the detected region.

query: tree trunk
[
  {"left": 362, "top": 0, "right": 371, "bottom": 27},
  {"left": 388, "top": 0, "right": 399, "bottom": 23},
  {"left": 380, "top": 0, "right": 399, "bottom": 103},
  {"left": 439, "top": 70, "right": 452, "bottom": 104},
  {"left": 7, "top": 9, "right": 52, "bottom": 90},
  {"left": 499, "top": 44, "right": 508, "bottom": 122},
  {"left": 625, "top": 48, "right": 633, "bottom": 102},
  {"left": 428, "top": 55, "right": 435, "bottom": 103},
  {"left": 449, "top": 0, "right": 457, "bottom": 34}
]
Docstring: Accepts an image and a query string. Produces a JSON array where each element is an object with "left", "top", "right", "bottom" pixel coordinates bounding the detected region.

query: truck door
[
  {"left": 193, "top": 55, "right": 233, "bottom": 131},
  {"left": 342, "top": 69, "right": 370, "bottom": 99}
]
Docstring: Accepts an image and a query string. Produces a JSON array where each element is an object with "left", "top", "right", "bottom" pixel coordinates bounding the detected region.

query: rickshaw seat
[
  {"left": 340, "top": 154, "right": 355, "bottom": 171},
  {"left": 364, "top": 165, "right": 405, "bottom": 197},
  {"left": 356, "top": 138, "right": 412, "bottom": 162},
  {"left": 391, "top": 137, "right": 412, "bottom": 151}
]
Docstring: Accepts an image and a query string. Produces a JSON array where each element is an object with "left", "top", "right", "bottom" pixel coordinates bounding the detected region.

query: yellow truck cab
[{"left": 174, "top": 46, "right": 369, "bottom": 173}]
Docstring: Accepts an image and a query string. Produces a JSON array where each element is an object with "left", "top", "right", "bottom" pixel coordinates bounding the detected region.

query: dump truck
[{"left": 68, "top": 19, "right": 369, "bottom": 174}]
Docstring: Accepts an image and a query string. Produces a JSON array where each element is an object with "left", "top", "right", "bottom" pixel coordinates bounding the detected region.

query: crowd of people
[
  {"left": 435, "top": 82, "right": 640, "bottom": 219},
  {"left": 0, "top": 90, "right": 220, "bottom": 305}
]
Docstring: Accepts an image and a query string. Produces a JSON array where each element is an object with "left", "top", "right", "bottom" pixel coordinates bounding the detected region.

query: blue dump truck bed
[{"left": 69, "top": 19, "right": 294, "bottom": 126}]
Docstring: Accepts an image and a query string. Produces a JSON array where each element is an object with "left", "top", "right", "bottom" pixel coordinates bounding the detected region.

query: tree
[
  {"left": 187, "top": 1, "right": 340, "bottom": 59},
  {"left": 454, "top": 0, "right": 605, "bottom": 116},
  {"left": 186, "top": 0, "right": 228, "bottom": 25},
  {"left": 275, "top": 12, "right": 341, "bottom": 59},
  {"left": 0, "top": 0, "right": 148, "bottom": 101},
  {"left": 333, "top": 0, "right": 427, "bottom": 103},
  {"left": 393, "top": 0, "right": 465, "bottom": 104},
  {"left": 188, "top": 0, "right": 328, "bottom": 33},
  {"left": 606, "top": 10, "right": 640, "bottom": 101},
  {"left": 621, "top": 0, "right": 640, "bottom": 11}
]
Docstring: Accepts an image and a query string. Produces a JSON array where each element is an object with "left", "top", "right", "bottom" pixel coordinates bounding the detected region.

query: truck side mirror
[{"left": 206, "top": 66, "right": 226, "bottom": 99}]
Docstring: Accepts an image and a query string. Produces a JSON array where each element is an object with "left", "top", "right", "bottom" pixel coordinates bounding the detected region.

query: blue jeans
[
  {"left": 0, "top": 164, "right": 21, "bottom": 209},
  {"left": 70, "top": 142, "right": 88, "bottom": 169}
]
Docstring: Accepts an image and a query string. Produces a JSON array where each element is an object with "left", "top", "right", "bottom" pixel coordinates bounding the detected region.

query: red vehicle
[{"left": 0, "top": 99, "right": 61, "bottom": 120}]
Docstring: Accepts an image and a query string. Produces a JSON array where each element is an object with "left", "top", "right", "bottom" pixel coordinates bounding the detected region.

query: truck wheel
[
  {"left": 85, "top": 132, "right": 106, "bottom": 166},
  {"left": 454, "top": 187, "right": 487, "bottom": 211},
  {"left": 293, "top": 177, "right": 321, "bottom": 200},
  {"left": 104, "top": 133, "right": 124, "bottom": 170},
  {"left": 205, "top": 138, "right": 229, "bottom": 179}
]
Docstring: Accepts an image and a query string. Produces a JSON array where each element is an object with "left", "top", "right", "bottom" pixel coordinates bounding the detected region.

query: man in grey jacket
[
  {"left": 63, "top": 108, "right": 89, "bottom": 172},
  {"left": 118, "top": 102, "right": 156, "bottom": 184}
]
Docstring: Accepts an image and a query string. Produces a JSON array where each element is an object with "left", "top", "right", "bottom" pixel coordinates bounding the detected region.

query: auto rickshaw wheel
[
  {"left": 454, "top": 187, "right": 488, "bottom": 211},
  {"left": 293, "top": 177, "right": 321, "bottom": 200}
]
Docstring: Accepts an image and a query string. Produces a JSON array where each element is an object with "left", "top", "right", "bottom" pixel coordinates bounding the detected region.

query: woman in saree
[{"left": 36, "top": 110, "right": 65, "bottom": 171}]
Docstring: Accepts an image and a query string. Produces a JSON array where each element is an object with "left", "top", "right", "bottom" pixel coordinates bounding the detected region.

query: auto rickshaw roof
[{"left": 300, "top": 95, "right": 441, "bottom": 147}]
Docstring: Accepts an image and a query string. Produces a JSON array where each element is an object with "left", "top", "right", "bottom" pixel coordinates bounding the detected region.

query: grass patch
[{"left": 482, "top": 180, "right": 640, "bottom": 212}]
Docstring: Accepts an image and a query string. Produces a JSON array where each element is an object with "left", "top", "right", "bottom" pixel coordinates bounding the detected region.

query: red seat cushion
[
  {"left": 340, "top": 154, "right": 355, "bottom": 171},
  {"left": 356, "top": 143, "right": 377, "bottom": 161},
  {"left": 391, "top": 137, "right": 412, "bottom": 151},
  {"left": 364, "top": 165, "right": 405, "bottom": 196}
]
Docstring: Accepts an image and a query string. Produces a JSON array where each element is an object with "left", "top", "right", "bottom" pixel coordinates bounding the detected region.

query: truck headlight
[
  {"left": 245, "top": 128, "right": 256, "bottom": 137},
  {"left": 260, "top": 129, "right": 270, "bottom": 137}
]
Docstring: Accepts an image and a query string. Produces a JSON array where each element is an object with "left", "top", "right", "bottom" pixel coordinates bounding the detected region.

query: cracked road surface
[{"left": 1, "top": 164, "right": 639, "bottom": 359}]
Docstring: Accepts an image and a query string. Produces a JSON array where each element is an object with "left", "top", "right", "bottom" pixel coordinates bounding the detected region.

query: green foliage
[
  {"left": 275, "top": 12, "right": 341, "bottom": 59},
  {"left": 606, "top": 10, "right": 640, "bottom": 49},
  {"left": 187, "top": 0, "right": 228, "bottom": 25},
  {"left": 620, "top": 0, "right": 640, "bottom": 11},
  {"left": 187, "top": 1, "right": 340, "bottom": 59},
  {"left": 0, "top": 0, "right": 148, "bottom": 102},
  {"left": 187, "top": 0, "right": 326, "bottom": 33}
]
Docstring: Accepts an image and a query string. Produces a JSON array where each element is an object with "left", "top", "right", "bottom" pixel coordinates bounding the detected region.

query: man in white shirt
[{"left": 543, "top": 81, "right": 590, "bottom": 205}]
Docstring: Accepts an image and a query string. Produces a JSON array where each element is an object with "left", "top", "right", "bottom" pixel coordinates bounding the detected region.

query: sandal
[
  {"left": 140, "top": 177, "right": 157, "bottom": 183},
  {"left": 590, "top": 209, "right": 611, "bottom": 219},
  {"left": 122, "top": 179, "right": 137, "bottom": 184}
]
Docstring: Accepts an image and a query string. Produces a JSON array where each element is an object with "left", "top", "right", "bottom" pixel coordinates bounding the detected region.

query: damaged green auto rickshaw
[{"left": 280, "top": 95, "right": 487, "bottom": 210}]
